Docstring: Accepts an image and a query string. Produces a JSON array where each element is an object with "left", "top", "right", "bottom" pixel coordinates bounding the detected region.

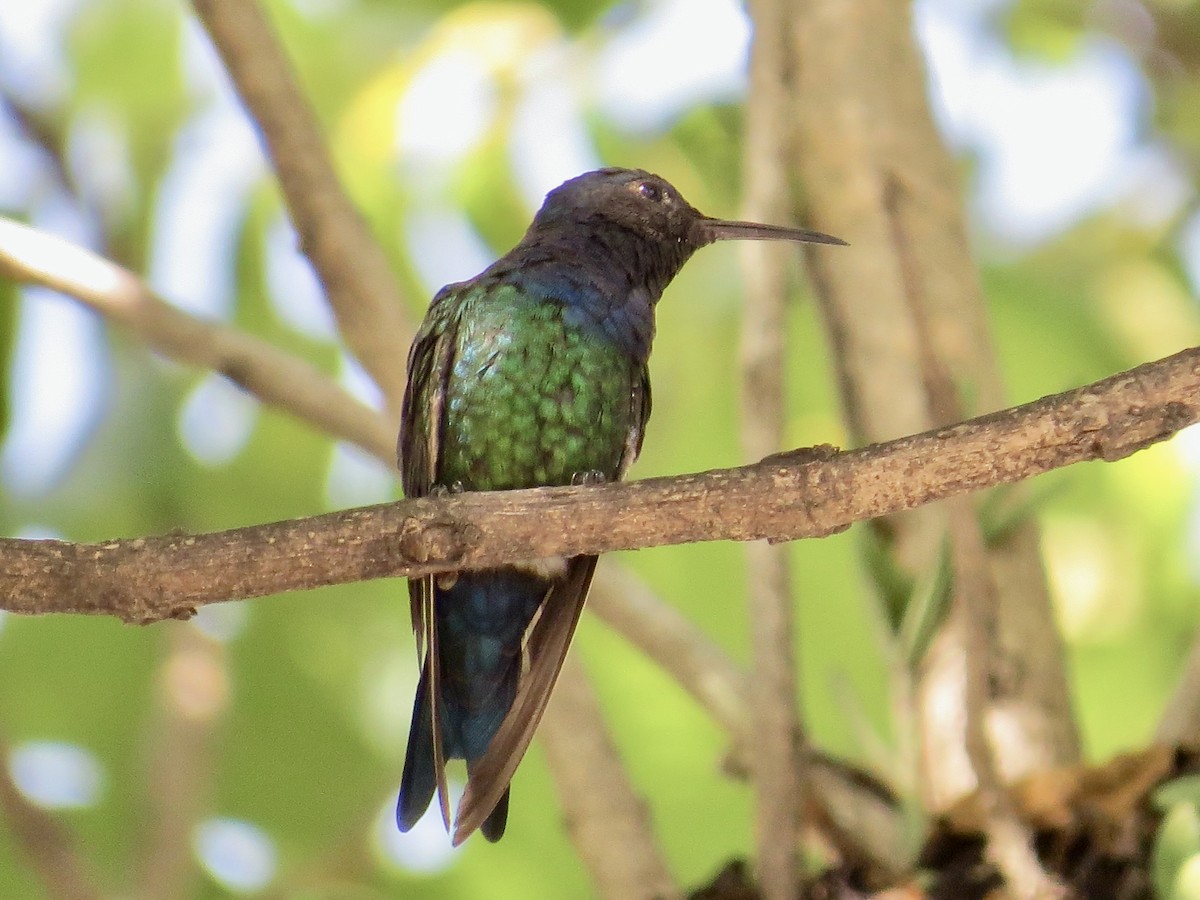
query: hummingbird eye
[{"left": 636, "top": 181, "right": 664, "bottom": 203}]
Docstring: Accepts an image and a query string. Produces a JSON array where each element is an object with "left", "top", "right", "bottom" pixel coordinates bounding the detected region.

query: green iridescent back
[{"left": 428, "top": 284, "right": 644, "bottom": 492}]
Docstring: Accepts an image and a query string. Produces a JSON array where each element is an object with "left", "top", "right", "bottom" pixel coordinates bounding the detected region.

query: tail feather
[
  {"left": 480, "top": 787, "right": 510, "bottom": 842},
  {"left": 452, "top": 556, "right": 597, "bottom": 844},
  {"left": 399, "top": 568, "right": 551, "bottom": 842},
  {"left": 396, "top": 669, "right": 436, "bottom": 833}
]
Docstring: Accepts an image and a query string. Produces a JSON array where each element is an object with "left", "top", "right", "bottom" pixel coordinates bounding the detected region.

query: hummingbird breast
[{"left": 437, "top": 284, "right": 641, "bottom": 493}]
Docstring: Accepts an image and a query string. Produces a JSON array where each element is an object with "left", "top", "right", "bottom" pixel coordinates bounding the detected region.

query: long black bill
[{"left": 693, "top": 217, "right": 847, "bottom": 247}]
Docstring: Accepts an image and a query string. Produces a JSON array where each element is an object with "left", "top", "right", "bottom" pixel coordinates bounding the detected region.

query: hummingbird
[{"left": 396, "top": 167, "right": 844, "bottom": 844}]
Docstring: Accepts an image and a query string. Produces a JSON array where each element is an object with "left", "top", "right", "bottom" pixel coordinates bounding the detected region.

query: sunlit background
[{"left": 1, "top": 0, "right": 1198, "bottom": 895}]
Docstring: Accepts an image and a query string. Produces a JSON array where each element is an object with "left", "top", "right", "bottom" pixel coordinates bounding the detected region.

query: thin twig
[
  {"left": 0, "top": 215, "right": 393, "bottom": 461},
  {"left": 791, "top": 0, "right": 1079, "bottom": 813},
  {"left": 590, "top": 564, "right": 750, "bottom": 737},
  {"left": 135, "top": 624, "right": 229, "bottom": 899},
  {"left": 540, "top": 655, "right": 679, "bottom": 900},
  {"left": 890, "top": 171, "right": 1058, "bottom": 894},
  {"left": 0, "top": 733, "right": 104, "bottom": 900},
  {"left": 1, "top": 344, "right": 1196, "bottom": 618},
  {"left": 948, "top": 503, "right": 1065, "bottom": 897},
  {"left": 0, "top": 92, "right": 72, "bottom": 198},
  {"left": 1157, "top": 628, "right": 1200, "bottom": 743},
  {"left": 741, "top": 0, "right": 806, "bottom": 893},
  {"left": 190, "top": 0, "right": 413, "bottom": 413},
  {"left": 592, "top": 566, "right": 912, "bottom": 880}
]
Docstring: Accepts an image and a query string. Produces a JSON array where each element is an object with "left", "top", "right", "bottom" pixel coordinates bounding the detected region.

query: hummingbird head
[{"left": 531, "top": 167, "right": 846, "bottom": 254}]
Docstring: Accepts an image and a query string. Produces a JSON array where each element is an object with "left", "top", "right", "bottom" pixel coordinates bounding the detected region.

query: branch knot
[{"left": 398, "top": 516, "right": 476, "bottom": 568}]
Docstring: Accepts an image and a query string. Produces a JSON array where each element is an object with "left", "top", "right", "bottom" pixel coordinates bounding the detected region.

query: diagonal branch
[
  {"left": 1, "top": 344, "right": 1196, "bottom": 620},
  {"left": 540, "top": 655, "right": 679, "bottom": 900},
  {"left": 0, "top": 732, "right": 104, "bottom": 900},
  {"left": 134, "top": 624, "right": 229, "bottom": 899},
  {"left": 1159, "top": 625, "right": 1200, "bottom": 744},
  {"left": 190, "top": 0, "right": 413, "bottom": 413},
  {"left": 590, "top": 566, "right": 912, "bottom": 880},
  {"left": 590, "top": 564, "right": 750, "bottom": 738},
  {"left": 0, "top": 215, "right": 394, "bottom": 461}
]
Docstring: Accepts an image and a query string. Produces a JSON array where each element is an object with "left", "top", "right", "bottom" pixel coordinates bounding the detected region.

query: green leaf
[{"left": 898, "top": 536, "right": 954, "bottom": 669}]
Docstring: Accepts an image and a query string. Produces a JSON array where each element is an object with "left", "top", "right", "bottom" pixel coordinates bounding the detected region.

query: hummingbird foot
[
  {"left": 429, "top": 482, "right": 466, "bottom": 589},
  {"left": 571, "top": 469, "right": 607, "bottom": 486}
]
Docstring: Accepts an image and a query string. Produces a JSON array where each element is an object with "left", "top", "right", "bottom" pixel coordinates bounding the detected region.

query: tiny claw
[
  {"left": 762, "top": 443, "right": 840, "bottom": 466},
  {"left": 571, "top": 469, "right": 607, "bottom": 486},
  {"left": 430, "top": 481, "right": 465, "bottom": 497}
]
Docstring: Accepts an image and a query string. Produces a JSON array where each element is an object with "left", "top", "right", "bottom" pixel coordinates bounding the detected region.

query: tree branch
[
  {"left": 540, "top": 656, "right": 679, "bottom": 900},
  {"left": 1, "top": 346, "right": 1196, "bottom": 620},
  {"left": 791, "top": 0, "right": 1080, "bottom": 809},
  {"left": 590, "top": 564, "right": 750, "bottom": 739},
  {"left": 740, "top": 0, "right": 807, "bottom": 893},
  {"left": 0, "top": 733, "right": 104, "bottom": 900},
  {"left": 1157, "top": 626, "right": 1200, "bottom": 744},
  {"left": 134, "top": 624, "right": 229, "bottom": 899},
  {"left": 189, "top": 0, "right": 413, "bottom": 413},
  {"left": 591, "top": 566, "right": 913, "bottom": 880},
  {"left": 889, "top": 169, "right": 1058, "bottom": 891},
  {"left": 0, "top": 215, "right": 394, "bottom": 461}
]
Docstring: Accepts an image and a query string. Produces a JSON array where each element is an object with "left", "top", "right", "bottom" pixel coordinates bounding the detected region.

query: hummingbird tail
[
  {"left": 399, "top": 569, "right": 549, "bottom": 842},
  {"left": 396, "top": 668, "right": 436, "bottom": 833},
  {"left": 452, "top": 557, "right": 598, "bottom": 844},
  {"left": 480, "top": 787, "right": 510, "bottom": 842}
]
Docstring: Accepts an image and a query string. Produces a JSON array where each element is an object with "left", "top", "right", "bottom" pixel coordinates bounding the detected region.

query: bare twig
[
  {"left": 189, "top": 0, "right": 413, "bottom": 413},
  {"left": 948, "top": 504, "right": 1065, "bottom": 897},
  {"left": 741, "top": 1, "right": 806, "bottom": 894},
  {"left": 592, "top": 567, "right": 913, "bottom": 879},
  {"left": 0, "top": 92, "right": 71, "bottom": 198},
  {"left": 890, "top": 172, "right": 1058, "bottom": 893},
  {"left": 791, "top": 0, "right": 1080, "bottom": 812},
  {"left": 0, "top": 733, "right": 104, "bottom": 900},
  {"left": 1, "top": 344, "right": 1196, "bottom": 619},
  {"left": 1157, "top": 628, "right": 1200, "bottom": 743},
  {"left": 590, "top": 564, "right": 750, "bottom": 738},
  {"left": 135, "top": 624, "right": 229, "bottom": 899},
  {"left": 540, "top": 655, "right": 679, "bottom": 900},
  {"left": 0, "top": 215, "right": 394, "bottom": 461}
]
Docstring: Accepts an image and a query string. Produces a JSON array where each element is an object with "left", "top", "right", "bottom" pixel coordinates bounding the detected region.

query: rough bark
[
  {"left": 742, "top": 0, "right": 807, "bottom": 894},
  {"left": 1, "top": 346, "right": 1195, "bottom": 622},
  {"left": 790, "top": 0, "right": 1081, "bottom": 813}
]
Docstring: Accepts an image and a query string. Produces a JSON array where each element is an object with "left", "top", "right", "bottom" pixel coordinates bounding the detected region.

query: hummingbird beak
[{"left": 693, "top": 217, "right": 847, "bottom": 248}]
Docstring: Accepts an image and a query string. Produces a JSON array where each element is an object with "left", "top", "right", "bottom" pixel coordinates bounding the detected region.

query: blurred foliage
[
  {"left": 1154, "top": 780, "right": 1200, "bottom": 900},
  {"left": 0, "top": 0, "right": 1198, "bottom": 897}
]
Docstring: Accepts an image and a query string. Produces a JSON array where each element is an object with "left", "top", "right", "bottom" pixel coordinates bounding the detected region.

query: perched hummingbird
[{"left": 396, "top": 167, "right": 844, "bottom": 844}]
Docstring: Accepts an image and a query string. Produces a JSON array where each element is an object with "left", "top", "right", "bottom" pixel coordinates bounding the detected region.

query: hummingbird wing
[
  {"left": 398, "top": 285, "right": 463, "bottom": 831},
  {"left": 451, "top": 362, "right": 652, "bottom": 844},
  {"left": 621, "top": 364, "right": 651, "bottom": 477},
  {"left": 400, "top": 283, "right": 478, "bottom": 496}
]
